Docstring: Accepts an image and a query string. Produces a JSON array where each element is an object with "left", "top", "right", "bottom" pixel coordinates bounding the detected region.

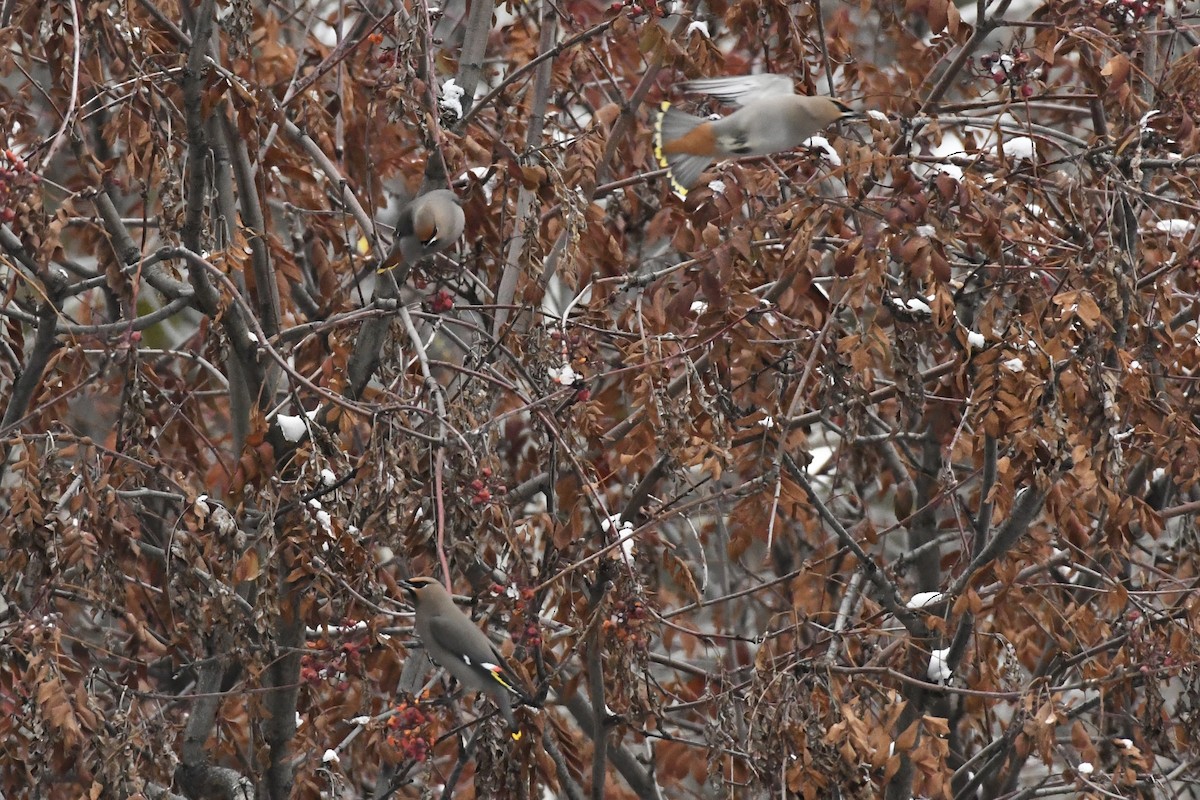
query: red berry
[
  {"left": 481, "top": 467, "right": 492, "bottom": 478},
  {"left": 630, "top": 3, "right": 642, "bottom": 13},
  {"left": 470, "top": 478, "right": 484, "bottom": 491},
  {"left": 1020, "top": 84, "right": 1034, "bottom": 98},
  {"left": 430, "top": 290, "right": 454, "bottom": 313},
  {"left": 0, "top": 208, "right": 14, "bottom": 223}
]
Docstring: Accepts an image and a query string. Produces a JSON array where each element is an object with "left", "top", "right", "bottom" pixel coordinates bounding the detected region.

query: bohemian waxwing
[
  {"left": 400, "top": 577, "right": 535, "bottom": 739},
  {"left": 380, "top": 189, "right": 465, "bottom": 270},
  {"left": 652, "top": 73, "right": 863, "bottom": 197}
]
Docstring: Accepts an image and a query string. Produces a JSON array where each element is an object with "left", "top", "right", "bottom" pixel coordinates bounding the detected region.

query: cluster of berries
[
  {"left": 367, "top": 32, "right": 400, "bottom": 68},
  {"left": 510, "top": 586, "right": 542, "bottom": 649},
  {"left": 603, "top": 596, "right": 649, "bottom": 647},
  {"left": 386, "top": 700, "right": 434, "bottom": 762},
  {"left": 0, "top": 149, "right": 36, "bottom": 225},
  {"left": 980, "top": 48, "right": 1035, "bottom": 98},
  {"left": 299, "top": 637, "right": 364, "bottom": 689},
  {"left": 468, "top": 466, "right": 506, "bottom": 505},
  {"left": 426, "top": 289, "right": 454, "bottom": 313}
]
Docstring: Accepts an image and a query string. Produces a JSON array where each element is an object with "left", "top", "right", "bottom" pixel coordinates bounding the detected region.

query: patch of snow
[
  {"left": 928, "top": 648, "right": 952, "bottom": 683},
  {"left": 277, "top": 414, "right": 307, "bottom": 442},
  {"left": 1155, "top": 219, "right": 1194, "bottom": 237},
  {"left": 548, "top": 364, "right": 579, "bottom": 385},
  {"left": 440, "top": 78, "right": 465, "bottom": 119},
  {"left": 907, "top": 591, "right": 944, "bottom": 609},
  {"left": 805, "top": 135, "right": 841, "bottom": 166},
  {"left": 1001, "top": 136, "right": 1035, "bottom": 160}
]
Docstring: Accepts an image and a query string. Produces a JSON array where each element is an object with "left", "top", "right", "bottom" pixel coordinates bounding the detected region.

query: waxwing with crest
[
  {"left": 400, "top": 577, "right": 537, "bottom": 739},
  {"left": 380, "top": 189, "right": 465, "bottom": 270},
  {"left": 653, "top": 73, "right": 863, "bottom": 197}
]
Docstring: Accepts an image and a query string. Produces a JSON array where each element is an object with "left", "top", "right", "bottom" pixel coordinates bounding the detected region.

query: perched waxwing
[
  {"left": 653, "top": 73, "right": 863, "bottom": 197},
  {"left": 400, "top": 577, "right": 535, "bottom": 739},
  {"left": 380, "top": 189, "right": 465, "bottom": 270}
]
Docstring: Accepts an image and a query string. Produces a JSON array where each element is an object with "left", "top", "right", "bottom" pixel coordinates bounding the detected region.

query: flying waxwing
[
  {"left": 379, "top": 189, "right": 466, "bottom": 270},
  {"left": 400, "top": 577, "right": 536, "bottom": 740},
  {"left": 652, "top": 73, "right": 863, "bottom": 197}
]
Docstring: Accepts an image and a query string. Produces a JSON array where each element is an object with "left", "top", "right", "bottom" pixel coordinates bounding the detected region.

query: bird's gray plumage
[
  {"left": 385, "top": 189, "right": 465, "bottom": 268},
  {"left": 653, "top": 74, "right": 862, "bottom": 196}
]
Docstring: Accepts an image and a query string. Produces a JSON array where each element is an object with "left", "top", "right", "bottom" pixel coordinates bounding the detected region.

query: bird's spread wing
[{"left": 680, "top": 74, "right": 795, "bottom": 106}]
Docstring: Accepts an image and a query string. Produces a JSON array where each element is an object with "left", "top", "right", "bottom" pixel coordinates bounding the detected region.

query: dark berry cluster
[
  {"left": 0, "top": 149, "right": 36, "bottom": 225},
  {"left": 467, "top": 466, "right": 506, "bottom": 505},
  {"left": 427, "top": 289, "right": 454, "bottom": 313},
  {"left": 603, "top": 596, "right": 649, "bottom": 648},
  {"left": 386, "top": 700, "right": 434, "bottom": 762},
  {"left": 979, "top": 48, "right": 1035, "bottom": 98},
  {"left": 299, "top": 637, "right": 365, "bottom": 689},
  {"left": 512, "top": 586, "right": 542, "bottom": 649},
  {"left": 368, "top": 32, "right": 400, "bottom": 69}
]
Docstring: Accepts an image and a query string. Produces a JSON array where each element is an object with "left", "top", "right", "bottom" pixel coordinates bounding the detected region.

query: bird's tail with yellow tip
[{"left": 653, "top": 101, "right": 716, "bottom": 198}]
